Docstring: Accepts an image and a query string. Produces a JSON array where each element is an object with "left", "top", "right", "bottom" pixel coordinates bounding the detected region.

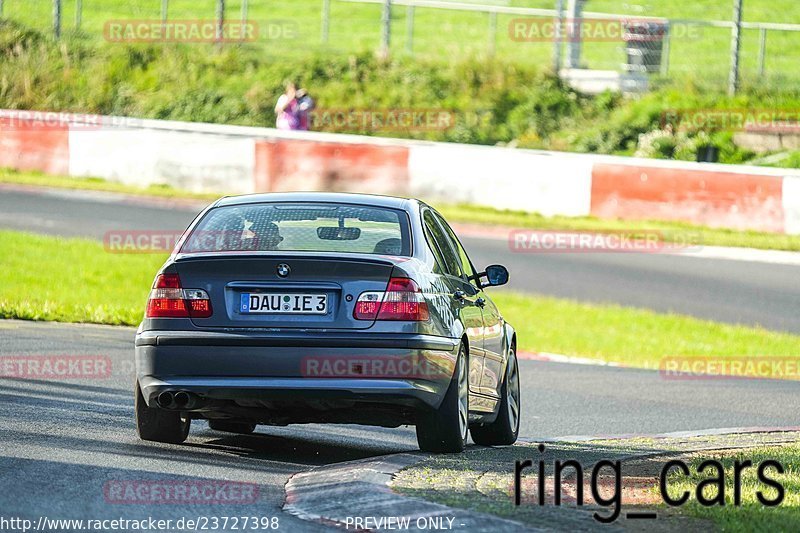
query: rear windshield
[{"left": 181, "top": 202, "right": 411, "bottom": 256}]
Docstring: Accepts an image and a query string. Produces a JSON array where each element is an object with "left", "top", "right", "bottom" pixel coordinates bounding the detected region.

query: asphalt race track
[
  {"left": 2, "top": 185, "right": 800, "bottom": 332},
  {"left": 2, "top": 185, "right": 800, "bottom": 527},
  {"left": 3, "top": 319, "right": 800, "bottom": 526}
]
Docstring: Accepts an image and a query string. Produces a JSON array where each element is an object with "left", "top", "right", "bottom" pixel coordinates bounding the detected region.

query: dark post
[
  {"left": 216, "top": 0, "right": 226, "bottom": 43},
  {"left": 53, "top": 0, "right": 62, "bottom": 39},
  {"left": 728, "top": 0, "right": 743, "bottom": 95},
  {"left": 321, "top": 0, "right": 330, "bottom": 43},
  {"left": 381, "top": 0, "right": 392, "bottom": 57},
  {"left": 553, "top": 0, "right": 565, "bottom": 73}
]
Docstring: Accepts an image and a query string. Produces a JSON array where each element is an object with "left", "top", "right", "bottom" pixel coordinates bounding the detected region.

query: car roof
[{"left": 214, "top": 192, "right": 415, "bottom": 210}]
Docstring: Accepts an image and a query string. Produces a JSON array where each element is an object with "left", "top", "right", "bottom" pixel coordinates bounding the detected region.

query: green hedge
[{"left": 2, "top": 20, "right": 800, "bottom": 165}]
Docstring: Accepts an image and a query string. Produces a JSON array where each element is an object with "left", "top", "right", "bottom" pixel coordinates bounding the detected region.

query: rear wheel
[
  {"left": 208, "top": 420, "right": 256, "bottom": 434},
  {"left": 135, "top": 382, "right": 190, "bottom": 444},
  {"left": 470, "top": 345, "right": 520, "bottom": 446},
  {"left": 416, "top": 344, "right": 469, "bottom": 453}
]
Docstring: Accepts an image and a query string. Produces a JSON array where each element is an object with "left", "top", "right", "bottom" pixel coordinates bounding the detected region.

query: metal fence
[
  {"left": 332, "top": 0, "right": 800, "bottom": 94},
  {"left": 3, "top": 0, "right": 800, "bottom": 93}
]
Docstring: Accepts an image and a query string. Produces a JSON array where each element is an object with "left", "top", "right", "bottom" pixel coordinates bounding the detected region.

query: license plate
[{"left": 240, "top": 293, "right": 328, "bottom": 314}]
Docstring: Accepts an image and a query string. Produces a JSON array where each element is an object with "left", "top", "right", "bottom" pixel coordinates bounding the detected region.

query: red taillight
[
  {"left": 183, "top": 289, "right": 214, "bottom": 318},
  {"left": 354, "top": 277, "right": 429, "bottom": 321},
  {"left": 146, "top": 274, "right": 213, "bottom": 318},
  {"left": 146, "top": 292, "right": 188, "bottom": 318},
  {"left": 155, "top": 273, "right": 181, "bottom": 289},
  {"left": 354, "top": 294, "right": 381, "bottom": 320}
]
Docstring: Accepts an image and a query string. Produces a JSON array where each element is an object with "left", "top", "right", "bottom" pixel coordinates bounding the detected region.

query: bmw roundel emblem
[{"left": 276, "top": 263, "right": 291, "bottom": 278}]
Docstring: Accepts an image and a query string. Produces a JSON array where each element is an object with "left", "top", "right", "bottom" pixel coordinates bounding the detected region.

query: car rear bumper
[
  {"left": 135, "top": 330, "right": 459, "bottom": 416},
  {"left": 135, "top": 330, "right": 456, "bottom": 350}
]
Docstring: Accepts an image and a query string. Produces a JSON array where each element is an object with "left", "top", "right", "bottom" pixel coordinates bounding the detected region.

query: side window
[
  {"left": 434, "top": 212, "right": 477, "bottom": 280},
  {"left": 423, "top": 211, "right": 462, "bottom": 278},
  {"left": 422, "top": 222, "right": 446, "bottom": 275}
]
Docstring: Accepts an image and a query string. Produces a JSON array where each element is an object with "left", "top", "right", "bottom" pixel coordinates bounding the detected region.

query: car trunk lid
[{"left": 173, "top": 253, "right": 399, "bottom": 329}]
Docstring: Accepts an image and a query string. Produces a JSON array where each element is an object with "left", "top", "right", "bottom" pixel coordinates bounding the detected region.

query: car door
[
  {"left": 434, "top": 212, "right": 505, "bottom": 398},
  {"left": 421, "top": 209, "right": 485, "bottom": 395}
]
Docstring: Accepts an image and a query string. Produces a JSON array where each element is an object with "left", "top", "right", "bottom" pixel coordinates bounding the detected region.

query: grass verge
[
  {"left": 393, "top": 432, "right": 800, "bottom": 530},
  {"left": 0, "top": 230, "right": 165, "bottom": 325},
  {"left": 492, "top": 291, "right": 800, "bottom": 368},
  {"left": 0, "top": 169, "right": 219, "bottom": 201},
  {"left": 437, "top": 204, "right": 800, "bottom": 252},
  {"left": 1, "top": 229, "right": 798, "bottom": 370},
  {"left": 4, "top": 168, "right": 800, "bottom": 252},
  {"left": 667, "top": 445, "right": 800, "bottom": 531}
]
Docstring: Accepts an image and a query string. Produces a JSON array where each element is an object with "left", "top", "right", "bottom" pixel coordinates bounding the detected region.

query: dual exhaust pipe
[{"left": 156, "top": 390, "right": 201, "bottom": 410}]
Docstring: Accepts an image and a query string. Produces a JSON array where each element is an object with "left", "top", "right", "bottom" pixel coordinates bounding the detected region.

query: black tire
[
  {"left": 470, "top": 345, "right": 520, "bottom": 446},
  {"left": 416, "top": 344, "right": 469, "bottom": 453},
  {"left": 135, "top": 382, "right": 190, "bottom": 444},
  {"left": 208, "top": 420, "right": 256, "bottom": 434}
]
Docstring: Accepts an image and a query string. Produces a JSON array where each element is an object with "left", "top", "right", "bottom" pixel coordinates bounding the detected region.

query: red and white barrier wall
[{"left": 1, "top": 110, "right": 799, "bottom": 234}]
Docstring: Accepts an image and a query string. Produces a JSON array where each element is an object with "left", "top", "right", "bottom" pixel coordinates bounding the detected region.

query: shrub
[{"left": 0, "top": 21, "right": 798, "bottom": 167}]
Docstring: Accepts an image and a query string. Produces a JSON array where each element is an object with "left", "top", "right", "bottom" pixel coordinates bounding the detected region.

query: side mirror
[{"left": 481, "top": 264, "right": 509, "bottom": 288}]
